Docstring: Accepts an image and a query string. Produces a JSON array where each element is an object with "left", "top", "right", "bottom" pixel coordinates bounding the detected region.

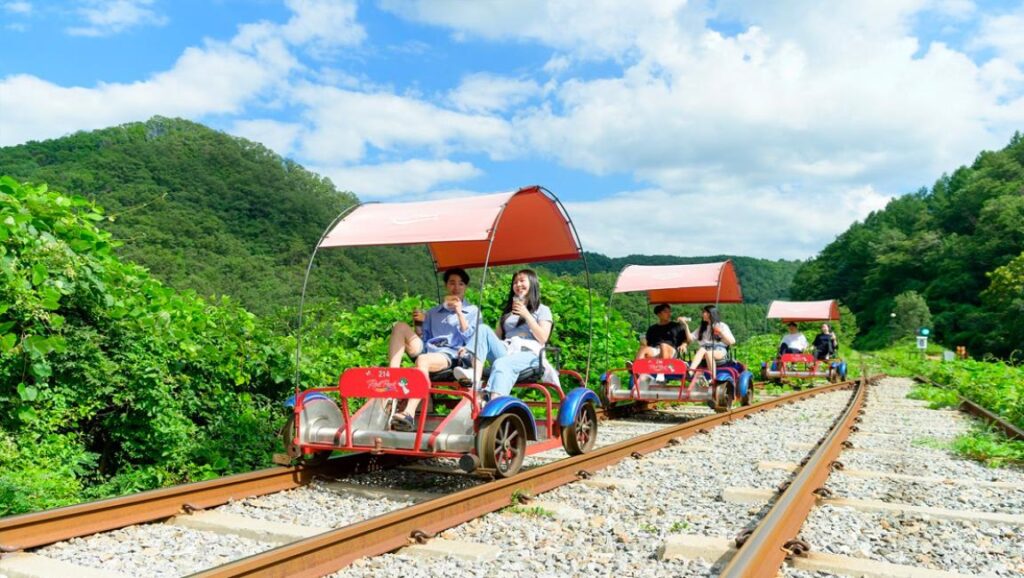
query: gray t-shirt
[{"left": 502, "top": 304, "right": 553, "bottom": 341}]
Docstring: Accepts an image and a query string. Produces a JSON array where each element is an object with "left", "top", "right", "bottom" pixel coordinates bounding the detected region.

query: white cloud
[
  {"left": 230, "top": 119, "right": 304, "bottom": 158},
  {"left": 500, "top": 2, "right": 1024, "bottom": 204},
  {"left": 567, "top": 184, "right": 893, "bottom": 260},
  {"left": 447, "top": 73, "right": 541, "bottom": 113},
  {"left": 67, "top": 0, "right": 167, "bottom": 37},
  {"left": 380, "top": 0, "right": 691, "bottom": 60},
  {"left": 313, "top": 159, "right": 482, "bottom": 198},
  {"left": 972, "top": 6, "right": 1024, "bottom": 65},
  {"left": 281, "top": 0, "right": 365, "bottom": 54},
  {"left": 291, "top": 85, "right": 514, "bottom": 165},
  {"left": 0, "top": 34, "right": 296, "bottom": 146},
  {"left": 3, "top": 1, "right": 31, "bottom": 14},
  {"left": 932, "top": 0, "right": 976, "bottom": 19}
]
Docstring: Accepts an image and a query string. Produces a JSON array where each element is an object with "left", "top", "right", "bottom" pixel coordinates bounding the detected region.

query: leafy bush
[{"left": 1, "top": 177, "right": 289, "bottom": 514}]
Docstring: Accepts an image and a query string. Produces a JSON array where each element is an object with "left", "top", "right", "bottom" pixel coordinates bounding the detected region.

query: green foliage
[
  {"left": 504, "top": 505, "right": 556, "bottom": 518},
  {"left": 906, "top": 384, "right": 960, "bottom": 409},
  {"left": 0, "top": 176, "right": 289, "bottom": 515},
  {"left": 891, "top": 290, "right": 932, "bottom": 344},
  {"left": 792, "top": 132, "right": 1024, "bottom": 357},
  {"left": 950, "top": 429, "right": 1024, "bottom": 467},
  {"left": 982, "top": 251, "right": 1024, "bottom": 358},
  {"left": 669, "top": 520, "right": 690, "bottom": 533}
]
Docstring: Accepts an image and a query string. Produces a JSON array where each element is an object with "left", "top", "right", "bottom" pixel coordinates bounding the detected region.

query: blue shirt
[
  {"left": 422, "top": 300, "right": 479, "bottom": 357},
  {"left": 502, "top": 304, "right": 552, "bottom": 342}
]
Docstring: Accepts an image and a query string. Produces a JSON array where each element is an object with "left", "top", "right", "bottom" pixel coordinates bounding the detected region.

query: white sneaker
[
  {"left": 453, "top": 366, "right": 474, "bottom": 384},
  {"left": 654, "top": 373, "right": 666, "bottom": 383}
]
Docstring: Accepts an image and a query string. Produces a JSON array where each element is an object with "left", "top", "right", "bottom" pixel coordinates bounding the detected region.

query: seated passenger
[
  {"left": 777, "top": 322, "right": 808, "bottom": 356},
  {"left": 681, "top": 305, "right": 735, "bottom": 382},
  {"left": 453, "top": 269, "right": 553, "bottom": 402},
  {"left": 386, "top": 268, "right": 478, "bottom": 431},
  {"left": 812, "top": 323, "right": 838, "bottom": 361},
  {"left": 634, "top": 303, "right": 687, "bottom": 383}
]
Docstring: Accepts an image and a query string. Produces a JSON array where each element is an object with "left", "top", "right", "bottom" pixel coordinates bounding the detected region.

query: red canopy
[
  {"left": 766, "top": 300, "right": 840, "bottom": 322},
  {"left": 318, "top": 186, "right": 580, "bottom": 269},
  {"left": 612, "top": 261, "right": 743, "bottom": 304}
]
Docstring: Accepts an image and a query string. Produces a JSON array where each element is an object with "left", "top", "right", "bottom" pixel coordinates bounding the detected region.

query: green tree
[
  {"left": 792, "top": 132, "right": 1024, "bottom": 357},
  {"left": 891, "top": 291, "right": 932, "bottom": 344}
]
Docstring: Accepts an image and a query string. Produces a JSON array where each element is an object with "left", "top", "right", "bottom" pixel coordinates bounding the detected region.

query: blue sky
[{"left": 2, "top": 0, "right": 1023, "bottom": 260}]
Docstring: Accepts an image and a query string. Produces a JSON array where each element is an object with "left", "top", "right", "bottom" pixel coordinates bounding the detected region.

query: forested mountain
[
  {"left": 0, "top": 118, "right": 801, "bottom": 331},
  {"left": 0, "top": 117, "right": 438, "bottom": 322},
  {"left": 792, "top": 133, "right": 1024, "bottom": 357}
]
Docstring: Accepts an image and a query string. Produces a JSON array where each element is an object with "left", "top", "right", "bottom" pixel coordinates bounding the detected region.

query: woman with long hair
[
  {"left": 681, "top": 305, "right": 735, "bottom": 382},
  {"left": 454, "top": 269, "right": 554, "bottom": 400}
]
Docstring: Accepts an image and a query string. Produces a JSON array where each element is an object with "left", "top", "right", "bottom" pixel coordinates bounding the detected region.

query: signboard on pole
[{"left": 916, "top": 336, "right": 928, "bottom": 350}]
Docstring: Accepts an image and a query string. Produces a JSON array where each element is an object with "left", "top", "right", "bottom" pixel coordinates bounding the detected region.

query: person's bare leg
[
  {"left": 397, "top": 353, "right": 450, "bottom": 418},
  {"left": 635, "top": 345, "right": 658, "bottom": 359},
  {"left": 689, "top": 347, "right": 708, "bottom": 386},
  {"left": 658, "top": 343, "right": 675, "bottom": 359},
  {"left": 388, "top": 322, "right": 422, "bottom": 368}
]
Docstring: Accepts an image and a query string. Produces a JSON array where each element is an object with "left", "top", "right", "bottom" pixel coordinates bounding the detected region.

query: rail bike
[
  {"left": 283, "top": 186, "right": 600, "bottom": 479},
  {"left": 760, "top": 299, "right": 848, "bottom": 384},
  {"left": 601, "top": 261, "right": 755, "bottom": 413}
]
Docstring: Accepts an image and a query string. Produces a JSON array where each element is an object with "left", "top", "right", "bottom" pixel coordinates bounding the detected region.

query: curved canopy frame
[
  {"left": 318, "top": 186, "right": 580, "bottom": 268},
  {"left": 295, "top": 185, "right": 593, "bottom": 390},
  {"left": 612, "top": 260, "right": 743, "bottom": 304},
  {"left": 766, "top": 299, "right": 840, "bottom": 322}
]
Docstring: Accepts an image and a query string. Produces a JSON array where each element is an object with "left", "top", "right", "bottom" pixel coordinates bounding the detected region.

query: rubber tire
[
  {"left": 282, "top": 415, "right": 331, "bottom": 466},
  {"left": 561, "top": 402, "right": 598, "bottom": 456},
  {"left": 740, "top": 382, "right": 753, "bottom": 406},
  {"left": 478, "top": 413, "right": 527, "bottom": 478},
  {"left": 715, "top": 383, "right": 734, "bottom": 412}
]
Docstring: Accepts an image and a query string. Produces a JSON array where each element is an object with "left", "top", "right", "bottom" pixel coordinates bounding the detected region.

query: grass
[
  {"left": 911, "top": 436, "right": 951, "bottom": 450},
  {"left": 951, "top": 428, "right": 1024, "bottom": 468},
  {"left": 869, "top": 340, "right": 1024, "bottom": 469},
  {"left": 669, "top": 520, "right": 690, "bottom": 533},
  {"left": 504, "top": 505, "right": 556, "bottom": 518},
  {"left": 906, "top": 384, "right": 960, "bottom": 409}
]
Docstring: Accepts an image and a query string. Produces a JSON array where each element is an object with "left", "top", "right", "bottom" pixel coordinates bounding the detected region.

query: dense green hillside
[
  {"left": 0, "top": 117, "right": 437, "bottom": 320},
  {"left": 792, "top": 133, "right": 1024, "bottom": 357}
]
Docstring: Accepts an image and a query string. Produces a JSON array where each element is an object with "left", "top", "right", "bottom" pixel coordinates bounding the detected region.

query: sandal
[{"left": 390, "top": 413, "right": 416, "bottom": 432}]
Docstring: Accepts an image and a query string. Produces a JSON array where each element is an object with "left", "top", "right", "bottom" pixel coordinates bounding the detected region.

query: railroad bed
[
  {"left": 327, "top": 387, "right": 857, "bottom": 577},
  {"left": 658, "top": 376, "right": 1024, "bottom": 578},
  {"left": 0, "top": 404, "right": 718, "bottom": 578},
  {"left": 781, "top": 377, "right": 1024, "bottom": 577}
]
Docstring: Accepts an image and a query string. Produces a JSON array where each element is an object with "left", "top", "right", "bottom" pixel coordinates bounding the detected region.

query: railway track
[
  {"left": 664, "top": 376, "right": 1024, "bottom": 577},
  {"left": 0, "top": 378, "right": 852, "bottom": 578}
]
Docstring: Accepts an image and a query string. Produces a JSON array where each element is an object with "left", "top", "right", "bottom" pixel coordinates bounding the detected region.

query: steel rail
[
  {"left": 0, "top": 454, "right": 404, "bottom": 552},
  {"left": 912, "top": 375, "right": 1023, "bottom": 441},
  {"left": 718, "top": 375, "right": 873, "bottom": 578},
  {"left": 191, "top": 378, "right": 865, "bottom": 578}
]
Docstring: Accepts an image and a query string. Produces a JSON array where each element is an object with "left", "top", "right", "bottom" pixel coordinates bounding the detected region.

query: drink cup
[{"left": 413, "top": 308, "right": 424, "bottom": 336}]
